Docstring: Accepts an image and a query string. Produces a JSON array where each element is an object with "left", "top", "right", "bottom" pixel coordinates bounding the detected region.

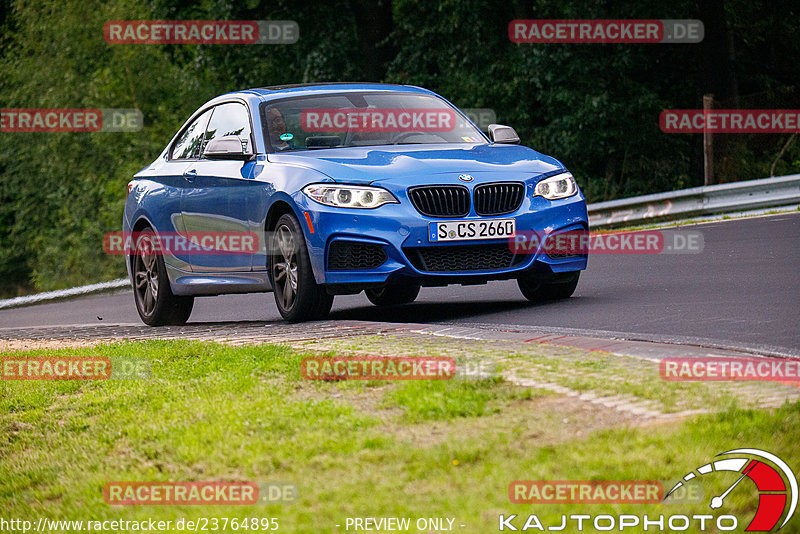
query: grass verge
[{"left": 1, "top": 340, "right": 798, "bottom": 533}]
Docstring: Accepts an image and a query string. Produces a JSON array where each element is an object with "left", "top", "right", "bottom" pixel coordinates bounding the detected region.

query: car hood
[{"left": 266, "top": 143, "right": 565, "bottom": 183}]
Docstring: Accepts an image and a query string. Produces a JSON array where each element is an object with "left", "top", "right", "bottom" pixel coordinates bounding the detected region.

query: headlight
[
  {"left": 302, "top": 184, "right": 399, "bottom": 209},
  {"left": 534, "top": 172, "right": 578, "bottom": 200}
]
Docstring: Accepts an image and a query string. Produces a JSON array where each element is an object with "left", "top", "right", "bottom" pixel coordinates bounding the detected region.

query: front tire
[
  {"left": 131, "top": 227, "right": 194, "bottom": 326},
  {"left": 365, "top": 284, "right": 421, "bottom": 306},
  {"left": 269, "top": 213, "right": 333, "bottom": 322},
  {"left": 517, "top": 271, "right": 580, "bottom": 302}
]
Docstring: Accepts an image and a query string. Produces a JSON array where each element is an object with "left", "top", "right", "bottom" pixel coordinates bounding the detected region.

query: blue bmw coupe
[{"left": 124, "top": 83, "right": 588, "bottom": 324}]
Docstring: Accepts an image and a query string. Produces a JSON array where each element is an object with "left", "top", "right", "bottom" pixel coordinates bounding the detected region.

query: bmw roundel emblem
[{"left": 458, "top": 174, "right": 474, "bottom": 182}]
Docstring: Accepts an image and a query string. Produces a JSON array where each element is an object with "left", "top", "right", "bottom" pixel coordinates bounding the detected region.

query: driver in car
[{"left": 266, "top": 107, "right": 292, "bottom": 151}]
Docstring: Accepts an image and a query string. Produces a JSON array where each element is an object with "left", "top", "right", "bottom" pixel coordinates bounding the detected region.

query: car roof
[
  {"left": 233, "top": 82, "right": 437, "bottom": 101},
  {"left": 259, "top": 82, "right": 387, "bottom": 90}
]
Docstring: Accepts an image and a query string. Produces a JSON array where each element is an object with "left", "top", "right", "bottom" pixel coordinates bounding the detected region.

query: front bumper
[{"left": 294, "top": 189, "right": 588, "bottom": 288}]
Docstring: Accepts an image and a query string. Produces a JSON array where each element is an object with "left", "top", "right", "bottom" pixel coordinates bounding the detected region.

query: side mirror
[
  {"left": 203, "top": 136, "right": 254, "bottom": 161},
  {"left": 487, "top": 124, "right": 520, "bottom": 144}
]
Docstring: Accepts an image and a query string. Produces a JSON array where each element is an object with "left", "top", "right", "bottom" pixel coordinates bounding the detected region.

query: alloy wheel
[
  {"left": 272, "top": 224, "right": 299, "bottom": 310},
  {"left": 133, "top": 235, "right": 159, "bottom": 316}
]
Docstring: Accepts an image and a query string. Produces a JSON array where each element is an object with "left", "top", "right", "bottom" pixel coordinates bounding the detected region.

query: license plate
[{"left": 428, "top": 219, "right": 516, "bottom": 242}]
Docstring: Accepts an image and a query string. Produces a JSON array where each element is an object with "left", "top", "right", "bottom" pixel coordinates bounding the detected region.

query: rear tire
[
  {"left": 517, "top": 271, "right": 580, "bottom": 302},
  {"left": 131, "top": 227, "right": 194, "bottom": 326},
  {"left": 268, "top": 213, "right": 333, "bottom": 322},
  {"left": 365, "top": 284, "right": 421, "bottom": 306}
]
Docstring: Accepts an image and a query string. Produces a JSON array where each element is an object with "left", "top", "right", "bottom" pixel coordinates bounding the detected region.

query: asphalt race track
[{"left": 1, "top": 213, "right": 798, "bottom": 355}]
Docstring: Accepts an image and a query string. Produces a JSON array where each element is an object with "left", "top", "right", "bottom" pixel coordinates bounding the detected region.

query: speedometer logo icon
[{"left": 665, "top": 448, "right": 797, "bottom": 531}]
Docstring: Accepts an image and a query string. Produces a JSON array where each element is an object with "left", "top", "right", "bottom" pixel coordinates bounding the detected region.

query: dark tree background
[{"left": 0, "top": 0, "right": 798, "bottom": 295}]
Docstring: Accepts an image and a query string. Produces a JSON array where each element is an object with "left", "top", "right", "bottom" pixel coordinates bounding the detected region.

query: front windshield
[{"left": 262, "top": 92, "right": 486, "bottom": 152}]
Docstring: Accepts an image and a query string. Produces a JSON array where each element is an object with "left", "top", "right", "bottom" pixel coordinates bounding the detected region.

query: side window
[
  {"left": 171, "top": 108, "right": 213, "bottom": 160},
  {"left": 203, "top": 102, "right": 253, "bottom": 155}
]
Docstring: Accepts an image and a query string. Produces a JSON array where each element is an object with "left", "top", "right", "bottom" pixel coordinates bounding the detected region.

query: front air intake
[{"left": 327, "top": 241, "right": 387, "bottom": 270}]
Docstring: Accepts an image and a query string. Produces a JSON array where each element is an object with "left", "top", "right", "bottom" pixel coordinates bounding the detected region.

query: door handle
[{"left": 183, "top": 169, "right": 197, "bottom": 182}]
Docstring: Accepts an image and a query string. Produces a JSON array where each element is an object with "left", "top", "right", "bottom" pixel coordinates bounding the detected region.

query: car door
[
  {"left": 160, "top": 107, "right": 214, "bottom": 272},
  {"left": 180, "top": 101, "right": 260, "bottom": 273}
]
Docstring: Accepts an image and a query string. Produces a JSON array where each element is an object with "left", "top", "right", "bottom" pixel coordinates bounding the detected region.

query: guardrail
[
  {"left": 588, "top": 174, "right": 800, "bottom": 227},
  {"left": 0, "top": 278, "right": 130, "bottom": 310},
  {"left": 2, "top": 174, "right": 799, "bottom": 310}
]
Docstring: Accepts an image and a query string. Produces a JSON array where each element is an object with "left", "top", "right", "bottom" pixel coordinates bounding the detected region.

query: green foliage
[
  {"left": 0, "top": 0, "right": 798, "bottom": 294},
  {"left": 0, "top": 0, "right": 197, "bottom": 294}
]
